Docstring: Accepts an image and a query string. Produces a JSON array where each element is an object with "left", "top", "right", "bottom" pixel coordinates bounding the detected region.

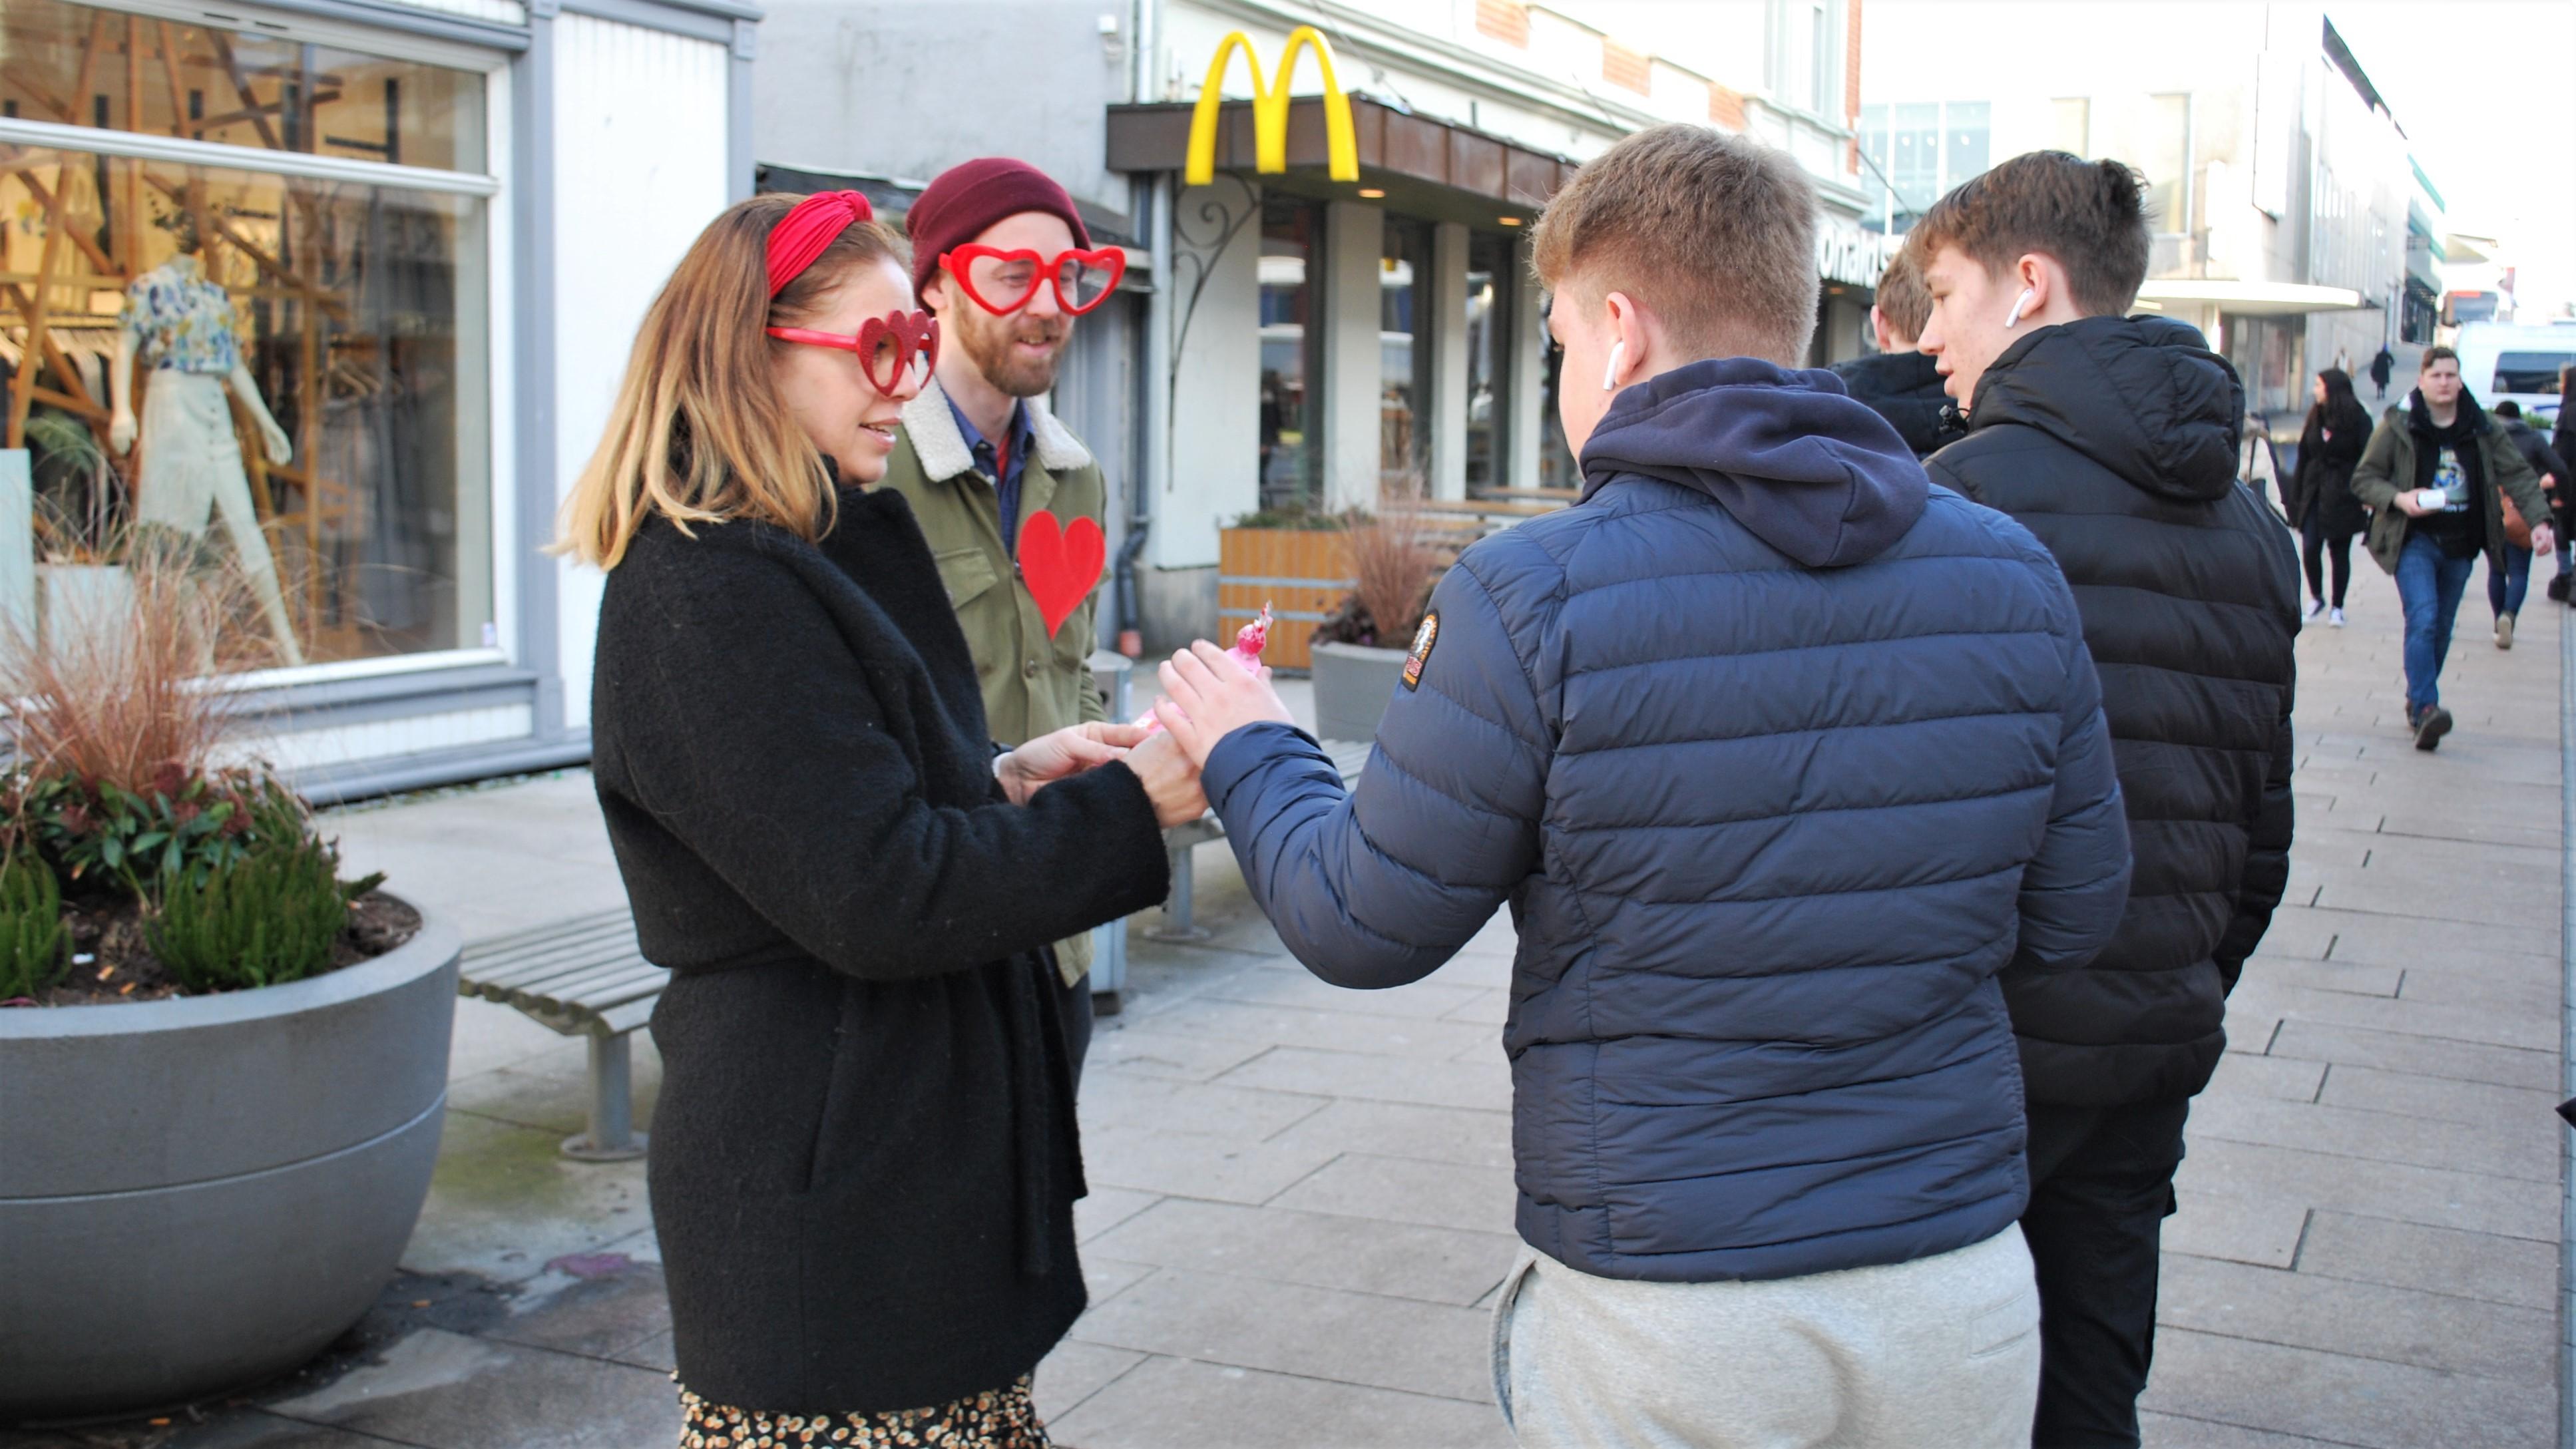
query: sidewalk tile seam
[
  {"left": 1046, "top": 1348, "right": 1159, "bottom": 1422},
  {"left": 2137, "top": 1407, "right": 2374, "bottom": 1449},
  {"left": 1102, "top": 1352, "right": 1500, "bottom": 1408},
  {"left": 2155, "top": 1301, "right": 2564, "bottom": 1387}
]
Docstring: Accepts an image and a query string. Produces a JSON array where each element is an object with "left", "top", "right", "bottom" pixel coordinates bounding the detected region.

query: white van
[{"left": 2451, "top": 321, "right": 2576, "bottom": 429}]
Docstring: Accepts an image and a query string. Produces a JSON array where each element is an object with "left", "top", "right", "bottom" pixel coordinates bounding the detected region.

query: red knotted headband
[{"left": 765, "top": 190, "right": 873, "bottom": 296}]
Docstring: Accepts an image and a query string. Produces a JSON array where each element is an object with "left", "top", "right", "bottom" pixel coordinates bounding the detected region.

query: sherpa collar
[{"left": 900, "top": 375, "right": 1093, "bottom": 483}]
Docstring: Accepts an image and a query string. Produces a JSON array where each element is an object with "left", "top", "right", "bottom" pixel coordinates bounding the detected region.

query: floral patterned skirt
[{"left": 677, "top": 1375, "right": 1047, "bottom": 1448}]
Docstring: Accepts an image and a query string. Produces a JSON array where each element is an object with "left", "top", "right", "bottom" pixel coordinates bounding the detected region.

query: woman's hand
[
  {"left": 1151, "top": 641, "right": 1297, "bottom": 769},
  {"left": 995, "top": 721, "right": 1151, "bottom": 805},
  {"left": 1125, "top": 729, "right": 1209, "bottom": 827}
]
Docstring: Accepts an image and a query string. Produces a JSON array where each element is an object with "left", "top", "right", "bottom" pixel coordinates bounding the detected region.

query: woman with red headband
[{"left": 560, "top": 192, "right": 1201, "bottom": 1446}]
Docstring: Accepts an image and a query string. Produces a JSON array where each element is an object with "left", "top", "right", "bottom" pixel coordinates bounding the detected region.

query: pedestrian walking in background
[
  {"left": 2554, "top": 366, "right": 2576, "bottom": 600},
  {"left": 875, "top": 158, "right": 1129, "bottom": 1071},
  {"left": 2286, "top": 369, "right": 2372, "bottom": 627},
  {"left": 2351, "top": 347, "right": 2556, "bottom": 747},
  {"left": 1147, "top": 124, "right": 2135, "bottom": 1449},
  {"left": 1830, "top": 251, "right": 1954, "bottom": 457},
  {"left": 2240, "top": 407, "right": 2282, "bottom": 508},
  {"left": 2370, "top": 344, "right": 2396, "bottom": 402},
  {"left": 561, "top": 191, "right": 1203, "bottom": 1448},
  {"left": 2488, "top": 401, "right": 2567, "bottom": 638},
  {"left": 1908, "top": 150, "right": 2300, "bottom": 1449}
]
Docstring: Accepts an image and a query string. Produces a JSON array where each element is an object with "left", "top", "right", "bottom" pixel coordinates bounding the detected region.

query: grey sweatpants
[{"left": 1493, "top": 1225, "right": 2039, "bottom": 1448}]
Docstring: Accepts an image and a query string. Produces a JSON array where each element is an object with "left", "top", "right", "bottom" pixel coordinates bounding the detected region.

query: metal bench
[{"left": 457, "top": 909, "right": 663, "bottom": 1163}]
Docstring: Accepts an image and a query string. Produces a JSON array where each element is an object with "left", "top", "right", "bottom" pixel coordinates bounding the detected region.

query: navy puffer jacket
[{"left": 1203, "top": 359, "right": 2132, "bottom": 1284}]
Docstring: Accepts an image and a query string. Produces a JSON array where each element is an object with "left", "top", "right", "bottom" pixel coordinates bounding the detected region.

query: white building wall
[
  {"left": 1430, "top": 220, "right": 1471, "bottom": 500},
  {"left": 550, "top": 14, "right": 732, "bottom": 728},
  {"left": 1159, "top": 183, "right": 1261, "bottom": 571}
]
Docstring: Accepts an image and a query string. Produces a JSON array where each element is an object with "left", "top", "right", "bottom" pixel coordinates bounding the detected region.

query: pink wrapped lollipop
[{"left": 1136, "top": 602, "right": 1271, "bottom": 733}]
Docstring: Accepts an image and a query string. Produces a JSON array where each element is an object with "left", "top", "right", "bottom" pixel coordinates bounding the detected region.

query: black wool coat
[
  {"left": 2288, "top": 407, "right": 2370, "bottom": 537},
  {"left": 588, "top": 482, "right": 1170, "bottom": 1413},
  {"left": 1929, "top": 315, "right": 2300, "bottom": 1108}
]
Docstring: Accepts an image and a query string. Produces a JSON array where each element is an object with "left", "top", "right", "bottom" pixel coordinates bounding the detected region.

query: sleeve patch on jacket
[{"left": 1401, "top": 612, "right": 1439, "bottom": 691}]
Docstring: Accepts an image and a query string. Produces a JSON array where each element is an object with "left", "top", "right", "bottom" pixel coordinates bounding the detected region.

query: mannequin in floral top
[{"left": 107, "top": 204, "right": 304, "bottom": 665}]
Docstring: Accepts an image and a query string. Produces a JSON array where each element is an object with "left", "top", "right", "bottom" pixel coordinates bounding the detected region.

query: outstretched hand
[
  {"left": 996, "top": 721, "right": 1151, "bottom": 805},
  {"left": 1152, "top": 640, "right": 1296, "bottom": 769}
]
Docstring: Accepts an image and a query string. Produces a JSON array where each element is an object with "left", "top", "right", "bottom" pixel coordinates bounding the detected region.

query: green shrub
[
  {"left": 19, "top": 767, "right": 297, "bottom": 901},
  {"left": 148, "top": 828, "right": 381, "bottom": 993},
  {"left": 0, "top": 851, "right": 67, "bottom": 1000}
]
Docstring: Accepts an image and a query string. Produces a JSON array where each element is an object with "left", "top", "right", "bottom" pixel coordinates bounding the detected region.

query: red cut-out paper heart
[{"left": 1018, "top": 511, "right": 1104, "bottom": 638}]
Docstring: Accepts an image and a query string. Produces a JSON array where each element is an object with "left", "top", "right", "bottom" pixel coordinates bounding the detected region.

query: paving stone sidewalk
[{"left": 13, "top": 555, "right": 2566, "bottom": 1449}]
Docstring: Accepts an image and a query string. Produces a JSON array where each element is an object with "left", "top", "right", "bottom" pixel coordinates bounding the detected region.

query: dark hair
[
  {"left": 1532, "top": 123, "right": 1819, "bottom": 365},
  {"left": 2493, "top": 399, "right": 2521, "bottom": 418},
  {"left": 2305, "top": 368, "right": 2370, "bottom": 441},
  {"left": 2422, "top": 345, "right": 2460, "bottom": 369},
  {"left": 1902, "top": 151, "right": 2149, "bottom": 316}
]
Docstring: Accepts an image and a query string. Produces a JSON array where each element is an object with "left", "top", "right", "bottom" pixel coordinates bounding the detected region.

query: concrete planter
[
  {"left": 1312, "top": 641, "right": 1410, "bottom": 743},
  {"left": 0, "top": 903, "right": 461, "bottom": 1423}
]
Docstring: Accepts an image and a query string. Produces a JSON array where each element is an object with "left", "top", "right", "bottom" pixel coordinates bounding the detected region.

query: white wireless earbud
[
  {"left": 1601, "top": 339, "right": 1625, "bottom": 392},
  {"left": 2004, "top": 288, "right": 2034, "bottom": 330}
]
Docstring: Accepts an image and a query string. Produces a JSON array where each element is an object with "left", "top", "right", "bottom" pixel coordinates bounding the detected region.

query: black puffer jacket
[
  {"left": 1831, "top": 348, "right": 1956, "bottom": 457},
  {"left": 1928, "top": 315, "right": 2299, "bottom": 1106}
]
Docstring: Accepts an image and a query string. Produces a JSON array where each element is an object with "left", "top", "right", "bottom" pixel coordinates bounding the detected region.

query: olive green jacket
[
  {"left": 2350, "top": 402, "right": 2550, "bottom": 578},
  {"left": 877, "top": 377, "right": 1111, "bottom": 984}
]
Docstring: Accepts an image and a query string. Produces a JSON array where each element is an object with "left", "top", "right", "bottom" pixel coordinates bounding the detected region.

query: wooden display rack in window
[{"left": 1, "top": 9, "right": 367, "bottom": 660}]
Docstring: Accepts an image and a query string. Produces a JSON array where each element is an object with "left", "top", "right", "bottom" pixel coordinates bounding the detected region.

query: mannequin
[{"left": 108, "top": 205, "right": 305, "bottom": 666}]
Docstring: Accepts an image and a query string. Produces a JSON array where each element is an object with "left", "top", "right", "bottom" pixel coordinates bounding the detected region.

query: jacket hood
[
  {"left": 1580, "top": 358, "right": 1930, "bottom": 568},
  {"left": 1966, "top": 314, "right": 2244, "bottom": 501},
  {"left": 1830, "top": 349, "right": 1955, "bottom": 457},
  {"left": 2407, "top": 385, "right": 2490, "bottom": 437}
]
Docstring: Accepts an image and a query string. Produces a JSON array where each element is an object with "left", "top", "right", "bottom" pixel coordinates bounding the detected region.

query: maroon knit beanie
[{"left": 904, "top": 158, "right": 1094, "bottom": 302}]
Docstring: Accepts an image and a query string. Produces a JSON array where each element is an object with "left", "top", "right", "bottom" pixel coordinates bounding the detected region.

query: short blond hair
[{"left": 1531, "top": 124, "right": 1818, "bottom": 365}]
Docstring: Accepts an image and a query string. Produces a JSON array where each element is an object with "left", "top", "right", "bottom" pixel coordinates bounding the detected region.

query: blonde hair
[
  {"left": 555, "top": 194, "right": 906, "bottom": 569},
  {"left": 1531, "top": 124, "right": 1818, "bottom": 366}
]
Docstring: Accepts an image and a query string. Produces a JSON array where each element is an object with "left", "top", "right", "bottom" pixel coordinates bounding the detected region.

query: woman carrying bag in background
[
  {"left": 558, "top": 190, "right": 1203, "bottom": 1448},
  {"left": 2288, "top": 367, "right": 2372, "bottom": 628}
]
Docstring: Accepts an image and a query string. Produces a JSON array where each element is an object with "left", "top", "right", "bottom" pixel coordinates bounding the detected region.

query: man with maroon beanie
[{"left": 877, "top": 158, "right": 1129, "bottom": 1072}]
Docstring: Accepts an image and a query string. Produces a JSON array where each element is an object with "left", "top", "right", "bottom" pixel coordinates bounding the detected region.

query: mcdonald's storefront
[{"left": 1104, "top": 82, "right": 1585, "bottom": 650}]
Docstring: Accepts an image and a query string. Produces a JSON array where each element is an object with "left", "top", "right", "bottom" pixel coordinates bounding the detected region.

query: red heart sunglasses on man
[{"left": 938, "top": 244, "right": 1128, "bottom": 316}]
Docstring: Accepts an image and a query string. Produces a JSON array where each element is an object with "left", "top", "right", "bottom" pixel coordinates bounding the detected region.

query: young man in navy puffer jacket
[{"left": 1145, "top": 125, "right": 2133, "bottom": 1448}]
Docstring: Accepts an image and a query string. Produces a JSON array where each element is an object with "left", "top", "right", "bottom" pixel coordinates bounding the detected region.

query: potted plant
[
  {"left": 21, "top": 411, "right": 136, "bottom": 667},
  {"left": 1309, "top": 501, "right": 1442, "bottom": 742},
  {"left": 1217, "top": 505, "right": 1347, "bottom": 673},
  {"left": 0, "top": 548, "right": 459, "bottom": 1425}
]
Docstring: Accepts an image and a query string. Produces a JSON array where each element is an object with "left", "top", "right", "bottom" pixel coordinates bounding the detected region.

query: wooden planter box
[{"left": 1217, "top": 526, "right": 1349, "bottom": 673}]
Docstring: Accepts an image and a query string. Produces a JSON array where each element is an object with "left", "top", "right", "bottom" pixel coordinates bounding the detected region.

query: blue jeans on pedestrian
[
  {"left": 2489, "top": 544, "right": 2531, "bottom": 619},
  {"left": 2398, "top": 532, "right": 2475, "bottom": 713}
]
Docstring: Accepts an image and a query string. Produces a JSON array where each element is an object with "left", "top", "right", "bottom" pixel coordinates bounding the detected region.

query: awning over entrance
[
  {"left": 2135, "top": 279, "right": 2372, "bottom": 315},
  {"left": 1107, "top": 96, "right": 1578, "bottom": 222}
]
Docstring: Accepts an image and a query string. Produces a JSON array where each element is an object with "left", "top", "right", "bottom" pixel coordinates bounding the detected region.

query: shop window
[
  {"left": 1889, "top": 102, "right": 1939, "bottom": 233},
  {"left": 1463, "top": 232, "right": 1514, "bottom": 493},
  {"left": 1257, "top": 196, "right": 1323, "bottom": 514},
  {"left": 1, "top": 0, "right": 491, "bottom": 670},
  {"left": 1379, "top": 217, "right": 1430, "bottom": 496}
]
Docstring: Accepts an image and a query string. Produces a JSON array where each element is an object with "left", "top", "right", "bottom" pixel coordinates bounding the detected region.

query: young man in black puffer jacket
[
  {"left": 1830, "top": 251, "right": 1956, "bottom": 457},
  {"left": 1909, "top": 152, "right": 2302, "bottom": 1449}
]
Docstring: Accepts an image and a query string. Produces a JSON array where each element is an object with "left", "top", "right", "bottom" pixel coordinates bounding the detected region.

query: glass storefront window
[
  {"left": 1257, "top": 196, "right": 1321, "bottom": 514},
  {"left": 2, "top": 0, "right": 490, "bottom": 669},
  {"left": 1463, "top": 232, "right": 1513, "bottom": 494},
  {"left": 1379, "top": 217, "right": 1429, "bottom": 496}
]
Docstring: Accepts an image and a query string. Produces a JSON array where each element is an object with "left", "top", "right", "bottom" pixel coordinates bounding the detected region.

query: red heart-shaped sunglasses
[
  {"left": 939, "top": 245, "right": 1128, "bottom": 316},
  {"left": 767, "top": 309, "right": 941, "bottom": 393}
]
